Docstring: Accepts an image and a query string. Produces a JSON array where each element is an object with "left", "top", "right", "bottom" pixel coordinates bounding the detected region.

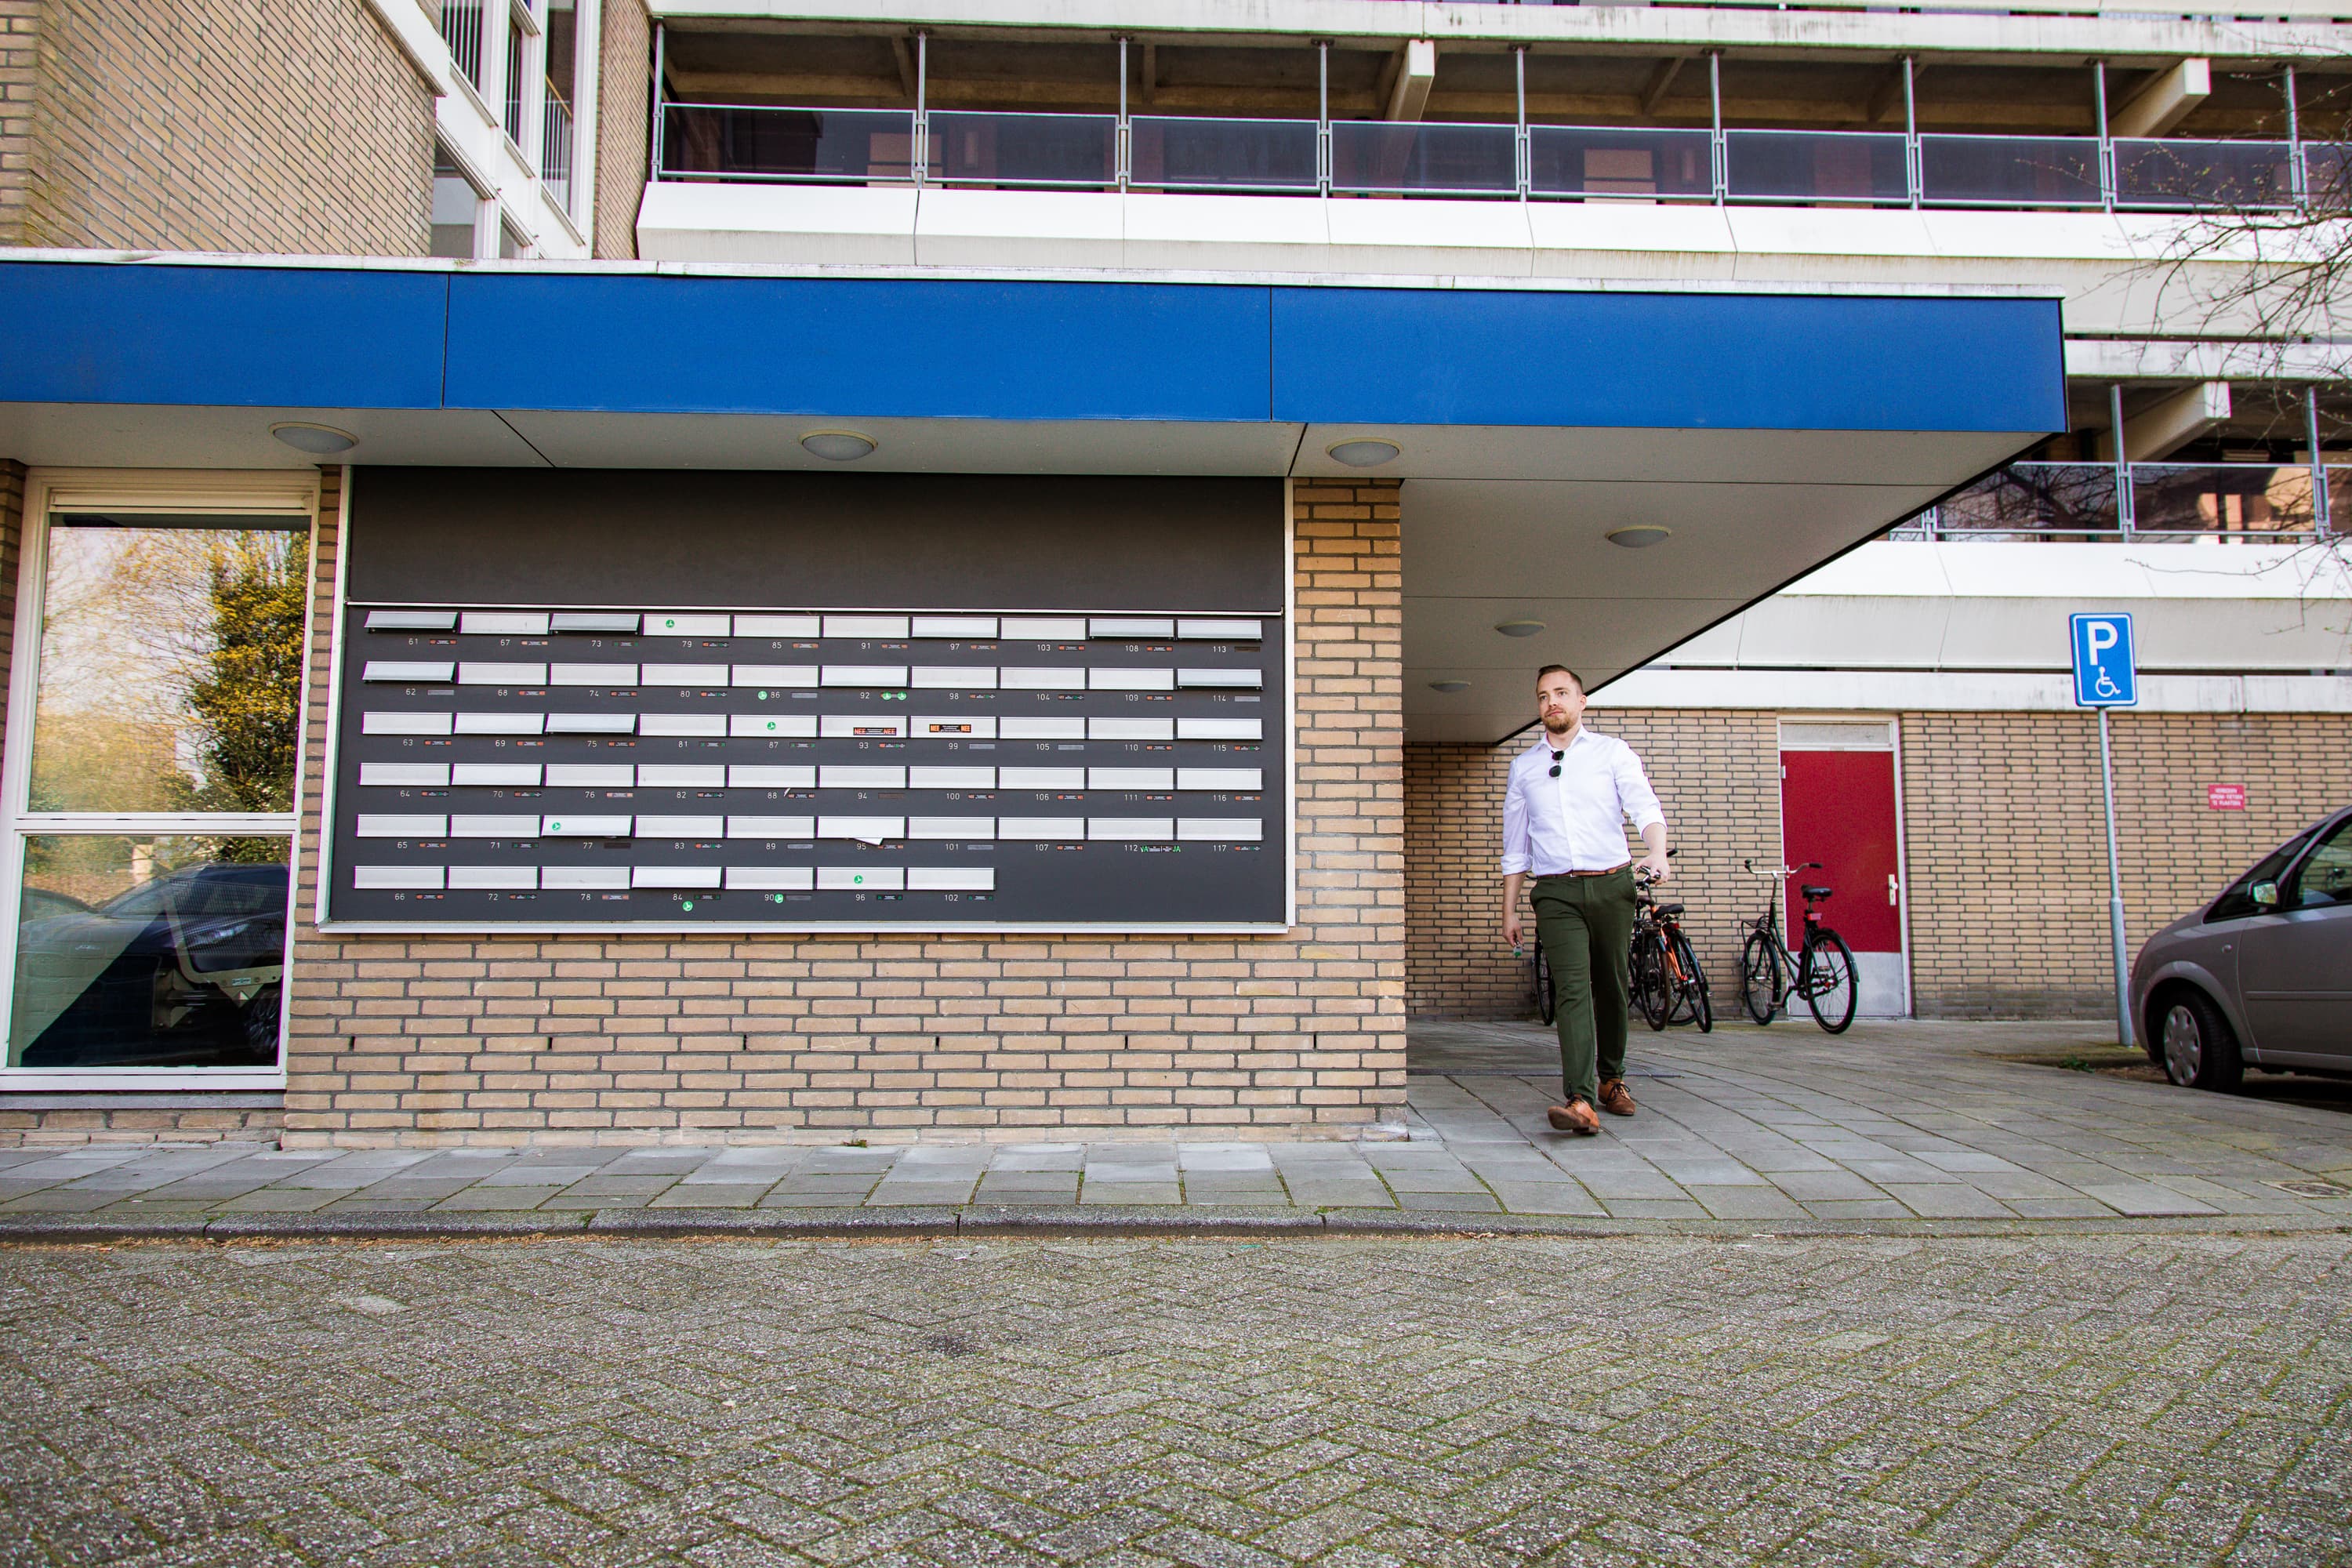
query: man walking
[{"left": 1500, "top": 666, "right": 1670, "bottom": 1135}]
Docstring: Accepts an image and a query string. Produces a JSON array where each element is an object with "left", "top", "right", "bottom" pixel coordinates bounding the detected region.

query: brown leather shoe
[
  {"left": 1597, "top": 1079, "right": 1637, "bottom": 1117},
  {"left": 1546, "top": 1099, "right": 1600, "bottom": 1136}
]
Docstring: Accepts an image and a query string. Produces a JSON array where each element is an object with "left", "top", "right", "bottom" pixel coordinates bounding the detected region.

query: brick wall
[
  {"left": 17, "top": 0, "right": 432, "bottom": 254},
  {"left": 0, "top": 1, "right": 32, "bottom": 243},
  {"left": 0, "top": 1098, "right": 284, "bottom": 1146},
  {"left": 281, "top": 477, "right": 1406, "bottom": 1147},
  {"left": 1404, "top": 708, "right": 1777, "bottom": 1018},
  {"left": 1905, "top": 709, "right": 2352, "bottom": 1017},
  {"left": 1406, "top": 702, "right": 2352, "bottom": 1022},
  {"left": 592, "top": 0, "right": 648, "bottom": 259}
]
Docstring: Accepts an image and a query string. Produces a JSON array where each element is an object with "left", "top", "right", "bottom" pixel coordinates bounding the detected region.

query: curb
[{"left": 0, "top": 1206, "right": 2347, "bottom": 1246}]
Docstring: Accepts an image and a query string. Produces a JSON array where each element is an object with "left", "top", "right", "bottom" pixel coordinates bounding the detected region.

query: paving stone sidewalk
[{"left": 2, "top": 1019, "right": 2348, "bottom": 1236}]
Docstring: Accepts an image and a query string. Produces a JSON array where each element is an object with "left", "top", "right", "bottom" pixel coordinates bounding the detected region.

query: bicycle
[
  {"left": 1737, "top": 858, "right": 1858, "bottom": 1034},
  {"left": 1629, "top": 854, "right": 1711, "bottom": 1033}
]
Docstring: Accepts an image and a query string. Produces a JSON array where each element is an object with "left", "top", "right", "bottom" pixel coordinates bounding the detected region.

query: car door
[{"left": 2237, "top": 814, "right": 2352, "bottom": 1059}]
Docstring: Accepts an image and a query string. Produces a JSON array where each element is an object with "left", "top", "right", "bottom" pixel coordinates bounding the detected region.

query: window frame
[{"left": 0, "top": 470, "right": 319, "bottom": 1090}]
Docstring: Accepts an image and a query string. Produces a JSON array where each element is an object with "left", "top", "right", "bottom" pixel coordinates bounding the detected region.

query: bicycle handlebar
[{"left": 1742, "top": 858, "right": 1822, "bottom": 879}]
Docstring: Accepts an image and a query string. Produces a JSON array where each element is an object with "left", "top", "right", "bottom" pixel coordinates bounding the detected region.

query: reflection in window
[
  {"left": 28, "top": 517, "right": 308, "bottom": 814},
  {"left": 9, "top": 835, "right": 290, "bottom": 1068},
  {"left": 2293, "top": 821, "right": 2352, "bottom": 908}
]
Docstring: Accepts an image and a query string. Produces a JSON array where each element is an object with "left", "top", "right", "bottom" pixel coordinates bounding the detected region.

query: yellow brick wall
[
  {"left": 281, "top": 477, "right": 1407, "bottom": 1146},
  {"left": 1405, "top": 708, "right": 1777, "bottom": 1018},
  {"left": 0, "top": 2, "right": 34, "bottom": 241},
  {"left": 1904, "top": 709, "right": 2352, "bottom": 1016},
  {"left": 1408, "top": 703, "right": 2352, "bottom": 1021},
  {"left": 592, "top": 0, "right": 647, "bottom": 259},
  {"left": 15, "top": 0, "right": 433, "bottom": 254}
]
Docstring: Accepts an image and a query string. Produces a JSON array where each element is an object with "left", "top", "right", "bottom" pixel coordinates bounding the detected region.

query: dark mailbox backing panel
[{"left": 324, "top": 470, "right": 1289, "bottom": 931}]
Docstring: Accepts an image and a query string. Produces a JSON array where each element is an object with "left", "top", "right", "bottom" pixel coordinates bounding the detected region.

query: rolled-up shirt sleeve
[
  {"left": 1499, "top": 763, "right": 1532, "bottom": 875},
  {"left": 1617, "top": 744, "right": 1665, "bottom": 835}
]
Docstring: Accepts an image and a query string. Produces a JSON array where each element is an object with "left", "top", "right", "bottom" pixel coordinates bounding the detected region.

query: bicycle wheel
[
  {"left": 1635, "top": 933, "right": 1671, "bottom": 1031},
  {"left": 1803, "top": 928, "right": 1859, "bottom": 1035},
  {"left": 1671, "top": 931, "right": 1712, "bottom": 1033},
  {"left": 1533, "top": 942, "right": 1555, "bottom": 1025},
  {"left": 1740, "top": 931, "right": 1780, "bottom": 1025}
]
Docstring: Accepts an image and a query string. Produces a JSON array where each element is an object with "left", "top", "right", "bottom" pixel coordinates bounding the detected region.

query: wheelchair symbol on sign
[{"left": 2093, "top": 669, "right": 2122, "bottom": 699}]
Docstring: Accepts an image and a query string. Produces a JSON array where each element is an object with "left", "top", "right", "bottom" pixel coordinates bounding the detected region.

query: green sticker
[
  {"left": 548, "top": 821, "right": 561, "bottom": 832},
  {"left": 682, "top": 900, "right": 695, "bottom": 911},
  {"left": 853, "top": 874, "right": 865, "bottom": 885}
]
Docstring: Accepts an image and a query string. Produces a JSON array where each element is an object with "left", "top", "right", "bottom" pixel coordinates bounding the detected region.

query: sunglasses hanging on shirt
[{"left": 1549, "top": 750, "right": 1564, "bottom": 778}]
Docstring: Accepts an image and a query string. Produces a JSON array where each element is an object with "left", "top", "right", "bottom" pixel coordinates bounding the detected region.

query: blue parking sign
[{"left": 2070, "top": 612, "right": 2137, "bottom": 707}]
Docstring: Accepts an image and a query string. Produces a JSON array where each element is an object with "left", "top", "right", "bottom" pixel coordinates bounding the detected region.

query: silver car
[{"left": 2130, "top": 806, "right": 2352, "bottom": 1091}]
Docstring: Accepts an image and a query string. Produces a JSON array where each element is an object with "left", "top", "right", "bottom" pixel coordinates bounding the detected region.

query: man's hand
[
  {"left": 1638, "top": 851, "right": 1671, "bottom": 884},
  {"left": 1504, "top": 909, "right": 1523, "bottom": 948},
  {"left": 1502, "top": 871, "right": 1526, "bottom": 949}
]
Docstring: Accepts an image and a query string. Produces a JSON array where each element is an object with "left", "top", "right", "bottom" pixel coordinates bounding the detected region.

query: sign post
[{"left": 2071, "top": 613, "right": 2138, "bottom": 1047}]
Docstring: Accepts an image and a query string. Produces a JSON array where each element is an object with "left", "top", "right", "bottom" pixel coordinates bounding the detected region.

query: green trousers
[{"left": 1532, "top": 869, "right": 1637, "bottom": 1106}]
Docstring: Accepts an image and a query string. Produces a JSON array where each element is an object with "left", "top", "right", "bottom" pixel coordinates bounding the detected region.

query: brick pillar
[
  {"left": 593, "top": 0, "right": 651, "bottom": 260},
  {"left": 283, "top": 474, "right": 1406, "bottom": 1147}
]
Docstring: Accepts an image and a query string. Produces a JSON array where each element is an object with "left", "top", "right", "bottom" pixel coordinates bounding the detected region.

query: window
[
  {"left": 2207, "top": 830, "right": 2314, "bottom": 923},
  {"left": 503, "top": 1, "right": 536, "bottom": 151},
  {"left": 432, "top": 141, "right": 488, "bottom": 259},
  {"left": 2286, "top": 818, "right": 2352, "bottom": 909},
  {"left": 2, "top": 484, "right": 313, "bottom": 1079}
]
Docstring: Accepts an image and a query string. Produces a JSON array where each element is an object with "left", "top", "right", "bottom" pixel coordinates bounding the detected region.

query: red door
[{"left": 1780, "top": 749, "right": 1902, "bottom": 954}]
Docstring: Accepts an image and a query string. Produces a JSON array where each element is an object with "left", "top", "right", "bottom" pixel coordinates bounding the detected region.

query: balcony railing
[
  {"left": 438, "top": 0, "right": 484, "bottom": 93},
  {"left": 654, "top": 97, "right": 2334, "bottom": 216},
  {"left": 543, "top": 85, "right": 574, "bottom": 213},
  {"left": 1889, "top": 462, "right": 2343, "bottom": 543}
]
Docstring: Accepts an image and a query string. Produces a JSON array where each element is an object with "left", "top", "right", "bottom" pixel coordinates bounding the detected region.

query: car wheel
[
  {"left": 241, "top": 984, "right": 283, "bottom": 1062},
  {"left": 2158, "top": 989, "right": 2243, "bottom": 1093}
]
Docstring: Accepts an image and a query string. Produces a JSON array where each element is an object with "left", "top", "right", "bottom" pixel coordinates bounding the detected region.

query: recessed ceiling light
[
  {"left": 1494, "top": 619, "right": 1545, "bottom": 637},
  {"left": 1428, "top": 679, "right": 1472, "bottom": 693},
  {"left": 1327, "top": 439, "right": 1401, "bottom": 467},
  {"left": 800, "top": 431, "right": 877, "bottom": 461},
  {"left": 270, "top": 422, "right": 357, "bottom": 455},
  {"left": 1606, "top": 525, "right": 1671, "bottom": 549}
]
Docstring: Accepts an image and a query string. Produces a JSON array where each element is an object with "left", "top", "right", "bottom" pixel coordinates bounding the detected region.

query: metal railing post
[
  {"left": 651, "top": 21, "right": 666, "bottom": 181},
  {"left": 1904, "top": 56, "right": 1920, "bottom": 209},
  {"left": 1116, "top": 37, "right": 1131, "bottom": 191},
  {"left": 1317, "top": 40, "right": 1331, "bottom": 197},
  {"left": 1708, "top": 50, "right": 1725, "bottom": 204},
  {"left": 2110, "top": 383, "right": 2135, "bottom": 538},
  {"left": 2094, "top": 61, "right": 2115, "bottom": 212},
  {"left": 1515, "top": 45, "right": 1530, "bottom": 201},
  {"left": 2286, "top": 64, "right": 2307, "bottom": 208},
  {"left": 2309, "top": 384, "right": 2332, "bottom": 536},
  {"left": 913, "top": 31, "right": 929, "bottom": 187}
]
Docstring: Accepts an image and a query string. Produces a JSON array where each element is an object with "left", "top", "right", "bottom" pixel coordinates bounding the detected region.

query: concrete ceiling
[{"left": 0, "top": 401, "right": 2028, "bottom": 746}]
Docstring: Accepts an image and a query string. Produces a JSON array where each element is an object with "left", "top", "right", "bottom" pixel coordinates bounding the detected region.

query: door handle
[{"left": 1887, "top": 873, "right": 1900, "bottom": 907}]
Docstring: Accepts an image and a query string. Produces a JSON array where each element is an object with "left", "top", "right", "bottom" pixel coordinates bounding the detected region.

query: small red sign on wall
[{"left": 2209, "top": 784, "right": 2248, "bottom": 811}]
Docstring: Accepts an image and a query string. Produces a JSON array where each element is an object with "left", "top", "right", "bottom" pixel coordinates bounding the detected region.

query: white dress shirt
[{"left": 1499, "top": 726, "right": 1666, "bottom": 877}]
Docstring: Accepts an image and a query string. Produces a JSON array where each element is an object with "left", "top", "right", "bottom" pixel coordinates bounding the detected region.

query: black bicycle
[
  {"left": 1630, "top": 855, "right": 1711, "bottom": 1033},
  {"left": 1737, "top": 859, "right": 1858, "bottom": 1034}
]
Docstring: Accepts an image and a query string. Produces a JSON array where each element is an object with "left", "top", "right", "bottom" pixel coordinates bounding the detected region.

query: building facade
[{"left": 0, "top": 0, "right": 2344, "bottom": 1146}]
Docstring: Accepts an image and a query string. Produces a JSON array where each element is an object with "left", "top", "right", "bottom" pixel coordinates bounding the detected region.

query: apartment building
[{"left": 0, "top": 0, "right": 2343, "bottom": 1145}]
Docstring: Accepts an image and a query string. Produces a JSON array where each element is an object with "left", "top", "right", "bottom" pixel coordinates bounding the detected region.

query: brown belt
[{"left": 1539, "top": 862, "right": 1632, "bottom": 879}]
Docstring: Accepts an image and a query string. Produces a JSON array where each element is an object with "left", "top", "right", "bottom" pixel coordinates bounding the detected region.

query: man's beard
[{"left": 1542, "top": 713, "right": 1576, "bottom": 735}]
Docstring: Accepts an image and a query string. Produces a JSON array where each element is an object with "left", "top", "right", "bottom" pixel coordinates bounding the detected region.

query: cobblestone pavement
[
  {"left": 2, "top": 1231, "right": 2347, "bottom": 1566},
  {"left": 3, "top": 1022, "right": 2349, "bottom": 1236}
]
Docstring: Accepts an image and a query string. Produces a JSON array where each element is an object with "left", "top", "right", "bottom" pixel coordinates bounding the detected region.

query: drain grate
[{"left": 2265, "top": 1178, "right": 2352, "bottom": 1200}]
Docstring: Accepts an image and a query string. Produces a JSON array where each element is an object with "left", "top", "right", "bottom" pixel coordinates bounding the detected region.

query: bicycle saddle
[
  {"left": 1653, "top": 902, "right": 1686, "bottom": 918},
  {"left": 1801, "top": 885, "right": 1832, "bottom": 901}
]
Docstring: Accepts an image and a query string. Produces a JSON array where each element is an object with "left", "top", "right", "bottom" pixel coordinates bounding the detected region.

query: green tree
[{"left": 169, "top": 533, "right": 307, "bottom": 858}]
